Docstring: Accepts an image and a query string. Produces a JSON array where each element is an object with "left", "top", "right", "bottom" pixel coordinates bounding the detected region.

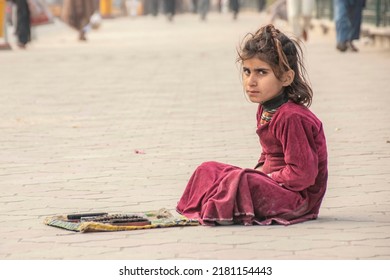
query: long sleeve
[{"left": 269, "top": 113, "right": 319, "bottom": 191}]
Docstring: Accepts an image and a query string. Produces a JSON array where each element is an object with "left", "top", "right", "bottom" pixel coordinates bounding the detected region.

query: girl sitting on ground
[{"left": 177, "top": 24, "right": 328, "bottom": 226}]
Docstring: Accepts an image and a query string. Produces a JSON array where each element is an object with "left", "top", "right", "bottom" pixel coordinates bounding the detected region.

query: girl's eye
[
  {"left": 257, "top": 70, "right": 267, "bottom": 75},
  {"left": 243, "top": 68, "right": 250, "bottom": 75}
]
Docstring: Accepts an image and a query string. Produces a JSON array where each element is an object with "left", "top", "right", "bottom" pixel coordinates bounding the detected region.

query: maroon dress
[{"left": 176, "top": 101, "right": 328, "bottom": 226}]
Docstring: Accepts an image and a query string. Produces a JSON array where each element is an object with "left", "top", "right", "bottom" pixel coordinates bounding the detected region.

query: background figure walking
[
  {"left": 286, "top": 0, "right": 314, "bottom": 41},
  {"left": 267, "top": 0, "right": 287, "bottom": 24},
  {"left": 191, "top": 0, "right": 198, "bottom": 13},
  {"left": 61, "top": 0, "right": 97, "bottom": 41},
  {"left": 115, "top": 0, "right": 128, "bottom": 16},
  {"left": 257, "top": 0, "right": 266, "bottom": 12},
  {"left": 127, "top": 0, "right": 139, "bottom": 17},
  {"left": 229, "top": 0, "right": 239, "bottom": 20},
  {"left": 11, "top": 0, "right": 30, "bottom": 48},
  {"left": 198, "top": 0, "right": 209, "bottom": 21},
  {"left": 334, "top": 0, "right": 365, "bottom": 52},
  {"left": 163, "top": 0, "right": 176, "bottom": 21},
  {"left": 150, "top": 0, "right": 159, "bottom": 16}
]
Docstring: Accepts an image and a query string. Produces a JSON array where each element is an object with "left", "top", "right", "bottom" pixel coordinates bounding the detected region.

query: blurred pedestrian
[
  {"left": 163, "top": 0, "right": 176, "bottom": 21},
  {"left": 11, "top": 0, "right": 30, "bottom": 48},
  {"left": 177, "top": 24, "right": 328, "bottom": 226},
  {"left": 198, "top": 0, "right": 209, "bottom": 21},
  {"left": 217, "top": 0, "right": 221, "bottom": 12},
  {"left": 61, "top": 0, "right": 96, "bottom": 41},
  {"left": 266, "top": 0, "right": 287, "bottom": 24},
  {"left": 257, "top": 0, "right": 266, "bottom": 12},
  {"left": 229, "top": 0, "right": 239, "bottom": 20},
  {"left": 287, "top": 0, "right": 314, "bottom": 41},
  {"left": 191, "top": 0, "right": 198, "bottom": 13},
  {"left": 150, "top": 0, "right": 159, "bottom": 16},
  {"left": 127, "top": 0, "right": 139, "bottom": 17},
  {"left": 334, "top": 0, "right": 365, "bottom": 52},
  {"left": 217, "top": 0, "right": 228, "bottom": 13},
  {"left": 114, "top": 0, "right": 128, "bottom": 16}
]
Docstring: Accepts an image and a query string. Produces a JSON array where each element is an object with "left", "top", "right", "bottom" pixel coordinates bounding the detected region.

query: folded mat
[{"left": 44, "top": 208, "right": 199, "bottom": 233}]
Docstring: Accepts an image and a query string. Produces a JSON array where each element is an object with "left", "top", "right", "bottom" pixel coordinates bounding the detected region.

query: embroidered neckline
[{"left": 259, "top": 91, "right": 289, "bottom": 126}]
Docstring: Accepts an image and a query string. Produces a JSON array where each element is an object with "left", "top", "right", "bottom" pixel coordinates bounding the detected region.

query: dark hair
[{"left": 237, "top": 24, "right": 313, "bottom": 107}]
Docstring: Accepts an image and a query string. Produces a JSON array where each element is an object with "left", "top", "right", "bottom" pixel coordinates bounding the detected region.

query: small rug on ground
[{"left": 44, "top": 208, "right": 199, "bottom": 233}]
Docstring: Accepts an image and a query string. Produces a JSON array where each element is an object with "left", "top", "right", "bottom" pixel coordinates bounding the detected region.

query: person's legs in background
[
  {"left": 229, "top": 0, "right": 239, "bottom": 20},
  {"left": 334, "top": 0, "right": 351, "bottom": 52},
  {"left": 287, "top": 0, "right": 302, "bottom": 39},
  {"left": 151, "top": 0, "right": 159, "bottom": 16},
  {"left": 301, "top": 0, "right": 314, "bottom": 41},
  {"left": 14, "top": 0, "right": 30, "bottom": 48},
  {"left": 199, "top": 0, "right": 210, "bottom": 21},
  {"left": 347, "top": 0, "right": 365, "bottom": 51},
  {"left": 192, "top": 0, "right": 198, "bottom": 13},
  {"left": 258, "top": 0, "right": 266, "bottom": 12},
  {"left": 164, "top": 0, "right": 175, "bottom": 21}
]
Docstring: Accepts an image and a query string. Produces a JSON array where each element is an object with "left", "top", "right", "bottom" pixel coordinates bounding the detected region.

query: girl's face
[{"left": 242, "top": 57, "right": 287, "bottom": 104}]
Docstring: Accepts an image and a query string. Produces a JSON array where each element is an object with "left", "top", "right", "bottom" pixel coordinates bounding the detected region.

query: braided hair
[{"left": 237, "top": 24, "right": 313, "bottom": 107}]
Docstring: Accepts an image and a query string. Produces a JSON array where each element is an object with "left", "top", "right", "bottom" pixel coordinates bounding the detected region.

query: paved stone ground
[{"left": 0, "top": 12, "right": 389, "bottom": 260}]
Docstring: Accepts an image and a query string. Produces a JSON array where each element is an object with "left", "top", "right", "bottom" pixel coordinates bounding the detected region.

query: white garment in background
[
  {"left": 286, "top": 0, "right": 315, "bottom": 38},
  {"left": 126, "top": 0, "right": 139, "bottom": 17}
]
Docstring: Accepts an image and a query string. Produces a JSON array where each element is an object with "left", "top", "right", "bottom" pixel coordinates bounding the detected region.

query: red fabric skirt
[{"left": 176, "top": 161, "right": 316, "bottom": 226}]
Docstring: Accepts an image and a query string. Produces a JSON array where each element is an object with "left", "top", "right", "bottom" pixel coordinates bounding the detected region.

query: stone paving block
[
  {"left": 178, "top": 248, "right": 295, "bottom": 260},
  {"left": 12, "top": 244, "right": 121, "bottom": 260}
]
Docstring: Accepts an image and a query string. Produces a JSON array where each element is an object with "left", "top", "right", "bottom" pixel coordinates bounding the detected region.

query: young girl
[{"left": 177, "top": 24, "right": 328, "bottom": 226}]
